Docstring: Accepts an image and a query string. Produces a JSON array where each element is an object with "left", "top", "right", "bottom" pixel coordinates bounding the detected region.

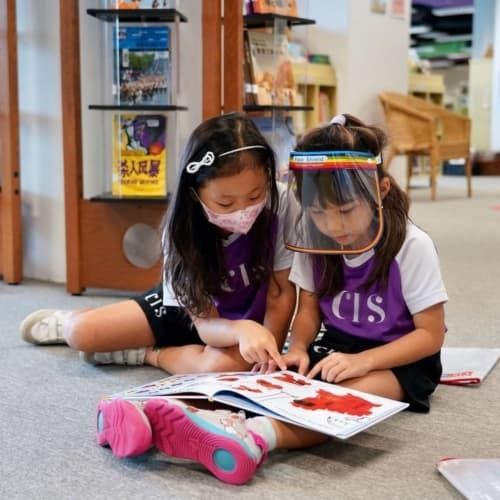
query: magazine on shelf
[
  {"left": 250, "top": 0, "right": 298, "bottom": 16},
  {"left": 247, "top": 31, "right": 296, "bottom": 106},
  {"left": 113, "top": 26, "right": 170, "bottom": 106},
  {"left": 111, "top": 370, "right": 409, "bottom": 440},
  {"left": 440, "top": 347, "right": 500, "bottom": 385},
  {"left": 111, "top": 113, "right": 167, "bottom": 197},
  {"left": 437, "top": 458, "right": 500, "bottom": 499}
]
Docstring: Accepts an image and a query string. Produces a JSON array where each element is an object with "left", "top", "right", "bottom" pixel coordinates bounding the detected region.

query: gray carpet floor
[{"left": 1, "top": 175, "right": 499, "bottom": 499}]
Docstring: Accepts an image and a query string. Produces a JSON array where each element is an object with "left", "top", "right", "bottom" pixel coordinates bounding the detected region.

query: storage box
[{"left": 473, "top": 152, "right": 500, "bottom": 176}]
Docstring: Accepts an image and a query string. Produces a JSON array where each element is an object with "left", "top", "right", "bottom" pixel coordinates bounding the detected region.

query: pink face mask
[{"left": 199, "top": 198, "right": 267, "bottom": 234}]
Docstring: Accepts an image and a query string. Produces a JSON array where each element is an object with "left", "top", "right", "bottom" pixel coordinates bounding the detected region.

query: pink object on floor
[
  {"left": 96, "top": 399, "right": 152, "bottom": 458},
  {"left": 144, "top": 398, "right": 264, "bottom": 485}
]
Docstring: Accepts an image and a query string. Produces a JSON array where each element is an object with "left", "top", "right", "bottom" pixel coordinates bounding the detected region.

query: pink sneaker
[
  {"left": 96, "top": 399, "right": 152, "bottom": 458},
  {"left": 144, "top": 399, "right": 267, "bottom": 485}
]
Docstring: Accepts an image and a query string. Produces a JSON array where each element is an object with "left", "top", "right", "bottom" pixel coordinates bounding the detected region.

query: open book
[
  {"left": 440, "top": 347, "right": 500, "bottom": 385},
  {"left": 112, "top": 370, "right": 408, "bottom": 440},
  {"left": 437, "top": 458, "right": 500, "bottom": 499}
]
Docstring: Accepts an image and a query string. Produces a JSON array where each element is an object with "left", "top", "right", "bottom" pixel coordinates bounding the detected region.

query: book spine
[{"left": 243, "top": 30, "right": 257, "bottom": 106}]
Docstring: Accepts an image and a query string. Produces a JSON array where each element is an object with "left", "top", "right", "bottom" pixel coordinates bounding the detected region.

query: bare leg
[
  {"left": 149, "top": 344, "right": 251, "bottom": 373},
  {"left": 64, "top": 300, "right": 155, "bottom": 352},
  {"left": 270, "top": 370, "right": 404, "bottom": 449}
]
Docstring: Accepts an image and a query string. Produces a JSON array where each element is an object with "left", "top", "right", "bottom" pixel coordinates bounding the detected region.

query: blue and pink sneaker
[
  {"left": 144, "top": 399, "right": 268, "bottom": 485},
  {"left": 96, "top": 399, "right": 152, "bottom": 458}
]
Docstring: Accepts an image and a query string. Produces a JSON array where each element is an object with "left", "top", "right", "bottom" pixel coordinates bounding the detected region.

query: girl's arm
[
  {"left": 281, "top": 289, "right": 322, "bottom": 374},
  {"left": 308, "top": 302, "right": 445, "bottom": 381},
  {"left": 359, "top": 302, "right": 445, "bottom": 369},
  {"left": 192, "top": 269, "right": 295, "bottom": 369},
  {"left": 287, "top": 289, "right": 321, "bottom": 351},
  {"left": 262, "top": 268, "right": 297, "bottom": 350}
]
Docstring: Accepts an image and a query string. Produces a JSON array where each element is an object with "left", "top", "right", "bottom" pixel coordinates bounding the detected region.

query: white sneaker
[
  {"left": 81, "top": 348, "right": 146, "bottom": 366},
  {"left": 20, "top": 309, "right": 71, "bottom": 345}
]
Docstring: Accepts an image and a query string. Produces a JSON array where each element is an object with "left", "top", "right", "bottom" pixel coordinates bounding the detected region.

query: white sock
[{"left": 245, "top": 416, "right": 277, "bottom": 451}]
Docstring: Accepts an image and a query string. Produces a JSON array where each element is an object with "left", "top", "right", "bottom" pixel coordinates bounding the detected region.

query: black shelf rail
[
  {"left": 243, "top": 104, "right": 314, "bottom": 112},
  {"left": 90, "top": 192, "right": 170, "bottom": 203},
  {"left": 88, "top": 104, "right": 188, "bottom": 111},
  {"left": 244, "top": 14, "right": 315, "bottom": 29},
  {"left": 87, "top": 8, "right": 187, "bottom": 23}
]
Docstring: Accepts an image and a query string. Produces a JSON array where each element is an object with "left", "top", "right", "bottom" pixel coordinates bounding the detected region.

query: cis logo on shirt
[
  {"left": 221, "top": 263, "right": 252, "bottom": 292},
  {"left": 330, "top": 291, "right": 386, "bottom": 324}
]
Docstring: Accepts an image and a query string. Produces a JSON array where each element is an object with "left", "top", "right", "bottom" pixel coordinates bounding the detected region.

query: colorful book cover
[
  {"left": 113, "top": 26, "right": 170, "bottom": 106},
  {"left": 440, "top": 347, "right": 500, "bottom": 385},
  {"left": 111, "top": 370, "right": 408, "bottom": 440},
  {"left": 247, "top": 31, "right": 296, "bottom": 106},
  {"left": 111, "top": 113, "right": 167, "bottom": 197}
]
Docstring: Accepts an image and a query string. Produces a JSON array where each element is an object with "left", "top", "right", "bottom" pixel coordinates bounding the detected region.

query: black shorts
[
  {"left": 307, "top": 326, "right": 442, "bottom": 413},
  {"left": 132, "top": 284, "right": 204, "bottom": 348}
]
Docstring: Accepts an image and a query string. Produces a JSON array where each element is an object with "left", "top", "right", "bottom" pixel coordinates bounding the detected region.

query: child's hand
[
  {"left": 307, "top": 352, "right": 372, "bottom": 383},
  {"left": 236, "top": 320, "right": 286, "bottom": 371},
  {"left": 282, "top": 347, "right": 310, "bottom": 375}
]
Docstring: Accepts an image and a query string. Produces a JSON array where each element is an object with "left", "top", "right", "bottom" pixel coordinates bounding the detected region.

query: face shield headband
[{"left": 284, "top": 150, "right": 384, "bottom": 255}]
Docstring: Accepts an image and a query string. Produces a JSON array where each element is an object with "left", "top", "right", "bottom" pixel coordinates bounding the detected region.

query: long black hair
[
  {"left": 163, "top": 113, "right": 278, "bottom": 316},
  {"left": 295, "top": 113, "right": 410, "bottom": 295}
]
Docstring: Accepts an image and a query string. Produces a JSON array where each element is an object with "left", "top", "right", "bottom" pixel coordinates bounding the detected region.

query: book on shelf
[
  {"left": 437, "top": 458, "right": 500, "bottom": 499},
  {"left": 113, "top": 0, "right": 171, "bottom": 8},
  {"left": 250, "top": 0, "right": 298, "bottom": 16},
  {"left": 111, "top": 113, "right": 167, "bottom": 197},
  {"left": 113, "top": 25, "right": 171, "bottom": 106},
  {"left": 247, "top": 30, "right": 296, "bottom": 106},
  {"left": 110, "top": 370, "right": 409, "bottom": 440},
  {"left": 440, "top": 347, "right": 500, "bottom": 386},
  {"left": 243, "top": 30, "right": 258, "bottom": 106}
]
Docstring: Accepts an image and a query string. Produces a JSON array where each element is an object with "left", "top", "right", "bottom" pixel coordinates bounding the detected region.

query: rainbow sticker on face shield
[{"left": 284, "top": 150, "right": 384, "bottom": 255}]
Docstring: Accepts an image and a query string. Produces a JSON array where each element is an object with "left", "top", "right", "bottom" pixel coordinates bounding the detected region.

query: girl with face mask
[{"left": 20, "top": 113, "right": 295, "bottom": 380}]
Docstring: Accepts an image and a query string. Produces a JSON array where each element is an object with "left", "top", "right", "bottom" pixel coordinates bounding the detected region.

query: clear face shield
[{"left": 284, "top": 151, "right": 384, "bottom": 255}]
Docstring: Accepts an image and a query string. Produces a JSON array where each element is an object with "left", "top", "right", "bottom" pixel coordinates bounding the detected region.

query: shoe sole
[
  {"left": 20, "top": 309, "right": 67, "bottom": 345},
  {"left": 97, "top": 399, "right": 152, "bottom": 458},
  {"left": 144, "top": 399, "right": 257, "bottom": 485}
]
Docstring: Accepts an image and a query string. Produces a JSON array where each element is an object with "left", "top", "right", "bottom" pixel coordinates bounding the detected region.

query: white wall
[
  {"left": 491, "top": 0, "right": 500, "bottom": 150},
  {"left": 17, "top": 0, "right": 65, "bottom": 282},
  {"left": 17, "top": 0, "right": 202, "bottom": 283}
]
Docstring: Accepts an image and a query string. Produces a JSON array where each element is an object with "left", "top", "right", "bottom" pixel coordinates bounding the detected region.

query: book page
[
  {"left": 440, "top": 347, "right": 500, "bottom": 385},
  {"left": 115, "top": 371, "right": 408, "bottom": 440},
  {"left": 114, "top": 372, "right": 246, "bottom": 399},
  {"left": 210, "top": 371, "right": 408, "bottom": 439}
]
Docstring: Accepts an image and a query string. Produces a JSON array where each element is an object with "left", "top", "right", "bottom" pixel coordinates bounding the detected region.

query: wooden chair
[{"left": 379, "top": 91, "right": 472, "bottom": 201}]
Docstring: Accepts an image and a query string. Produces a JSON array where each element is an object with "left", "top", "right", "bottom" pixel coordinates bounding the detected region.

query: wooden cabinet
[
  {"left": 59, "top": 1, "right": 187, "bottom": 293},
  {"left": 0, "top": 0, "right": 22, "bottom": 284}
]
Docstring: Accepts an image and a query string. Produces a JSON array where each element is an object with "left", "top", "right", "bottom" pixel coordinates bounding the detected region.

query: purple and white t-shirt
[
  {"left": 289, "top": 223, "right": 448, "bottom": 343},
  {"left": 163, "top": 182, "right": 292, "bottom": 322}
]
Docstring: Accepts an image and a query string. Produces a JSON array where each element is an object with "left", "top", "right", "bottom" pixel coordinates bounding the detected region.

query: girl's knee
[
  {"left": 63, "top": 312, "right": 98, "bottom": 351},
  {"left": 200, "top": 346, "right": 250, "bottom": 372}
]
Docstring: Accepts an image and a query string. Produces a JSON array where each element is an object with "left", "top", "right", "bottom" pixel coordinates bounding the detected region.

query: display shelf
[
  {"left": 243, "top": 13, "right": 315, "bottom": 28},
  {"left": 60, "top": 0, "right": 185, "bottom": 293},
  {"left": 0, "top": 0, "right": 22, "bottom": 284},
  {"left": 87, "top": 8, "right": 187, "bottom": 23},
  {"left": 243, "top": 104, "right": 313, "bottom": 112},
  {"left": 90, "top": 192, "right": 169, "bottom": 203},
  {"left": 88, "top": 104, "right": 187, "bottom": 111}
]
